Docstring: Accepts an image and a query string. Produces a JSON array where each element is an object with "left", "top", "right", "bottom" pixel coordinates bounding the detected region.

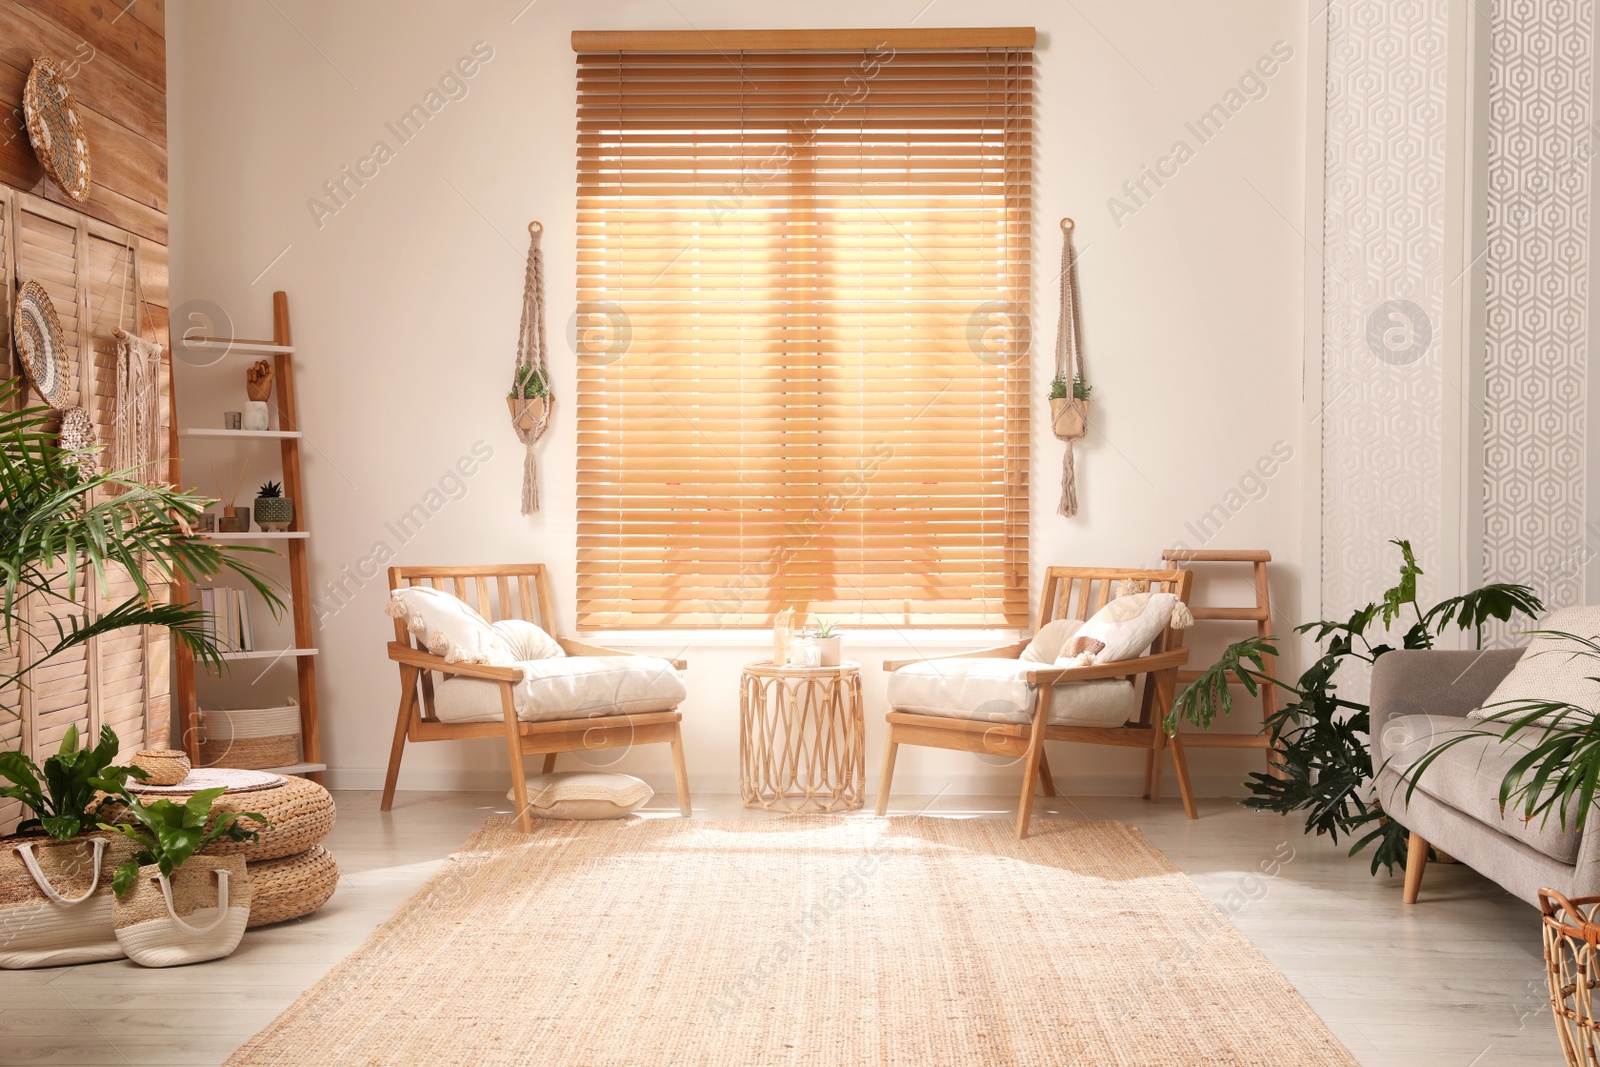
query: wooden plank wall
[{"left": 0, "top": 0, "right": 169, "bottom": 829}]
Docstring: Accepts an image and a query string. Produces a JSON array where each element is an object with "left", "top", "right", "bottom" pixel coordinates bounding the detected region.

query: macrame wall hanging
[
  {"left": 112, "top": 240, "right": 162, "bottom": 483},
  {"left": 1050, "top": 217, "right": 1092, "bottom": 517},
  {"left": 507, "top": 221, "right": 552, "bottom": 514}
]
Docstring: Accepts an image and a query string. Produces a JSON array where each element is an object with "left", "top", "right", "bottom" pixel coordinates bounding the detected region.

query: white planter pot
[{"left": 815, "top": 636, "right": 842, "bottom": 667}]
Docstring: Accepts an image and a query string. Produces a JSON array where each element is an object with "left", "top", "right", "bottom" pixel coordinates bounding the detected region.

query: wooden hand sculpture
[{"left": 246, "top": 359, "right": 275, "bottom": 402}]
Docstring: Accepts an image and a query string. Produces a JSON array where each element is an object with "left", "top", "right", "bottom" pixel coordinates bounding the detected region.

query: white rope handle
[
  {"left": 155, "top": 868, "right": 233, "bottom": 935},
  {"left": 13, "top": 837, "right": 108, "bottom": 905}
]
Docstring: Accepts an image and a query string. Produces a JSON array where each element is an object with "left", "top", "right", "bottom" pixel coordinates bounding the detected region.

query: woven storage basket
[
  {"left": 112, "top": 856, "right": 249, "bottom": 968},
  {"left": 246, "top": 845, "right": 338, "bottom": 928},
  {"left": 165, "top": 776, "right": 334, "bottom": 863},
  {"left": 198, "top": 703, "right": 300, "bottom": 770},
  {"left": 130, "top": 749, "right": 191, "bottom": 787}
]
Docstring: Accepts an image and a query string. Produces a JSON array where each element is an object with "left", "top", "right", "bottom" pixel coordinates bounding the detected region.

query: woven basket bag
[
  {"left": 0, "top": 833, "right": 139, "bottom": 969},
  {"left": 113, "top": 855, "right": 250, "bottom": 968}
]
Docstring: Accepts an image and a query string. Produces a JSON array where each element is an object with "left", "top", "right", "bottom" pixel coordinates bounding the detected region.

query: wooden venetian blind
[{"left": 574, "top": 29, "right": 1034, "bottom": 629}]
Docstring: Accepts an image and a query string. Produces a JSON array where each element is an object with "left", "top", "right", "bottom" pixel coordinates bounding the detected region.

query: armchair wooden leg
[
  {"left": 1142, "top": 749, "right": 1159, "bottom": 800},
  {"left": 381, "top": 666, "right": 417, "bottom": 813},
  {"left": 1168, "top": 734, "right": 1198, "bottom": 820},
  {"left": 1037, "top": 748, "right": 1057, "bottom": 797},
  {"left": 1015, "top": 690, "right": 1051, "bottom": 839},
  {"left": 500, "top": 683, "right": 533, "bottom": 834},
  {"left": 1403, "top": 831, "right": 1428, "bottom": 904},
  {"left": 875, "top": 729, "right": 900, "bottom": 816},
  {"left": 541, "top": 753, "right": 557, "bottom": 774},
  {"left": 669, "top": 723, "right": 692, "bottom": 816}
]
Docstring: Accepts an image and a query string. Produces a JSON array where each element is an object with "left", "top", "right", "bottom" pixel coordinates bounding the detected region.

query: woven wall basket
[
  {"left": 22, "top": 57, "right": 91, "bottom": 203},
  {"left": 198, "top": 703, "right": 301, "bottom": 770},
  {"left": 245, "top": 845, "right": 338, "bottom": 928},
  {"left": 13, "top": 280, "right": 69, "bottom": 409},
  {"left": 1050, "top": 397, "right": 1089, "bottom": 440},
  {"left": 160, "top": 775, "right": 335, "bottom": 863}
]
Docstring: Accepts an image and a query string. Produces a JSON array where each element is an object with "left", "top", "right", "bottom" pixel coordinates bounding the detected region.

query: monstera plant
[
  {"left": 1167, "top": 540, "right": 1543, "bottom": 873},
  {"left": 0, "top": 377, "right": 282, "bottom": 716}
]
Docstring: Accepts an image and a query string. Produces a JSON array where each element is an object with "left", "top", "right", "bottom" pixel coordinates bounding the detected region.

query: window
[{"left": 574, "top": 29, "right": 1034, "bottom": 629}]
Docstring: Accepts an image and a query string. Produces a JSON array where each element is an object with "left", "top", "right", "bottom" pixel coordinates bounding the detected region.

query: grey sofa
[{"left": 1370, "top": 647, "right": 1599, "bottom": 907}]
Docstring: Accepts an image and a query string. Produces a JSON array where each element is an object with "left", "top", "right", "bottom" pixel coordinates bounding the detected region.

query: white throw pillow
[
  {"left": 1469, "top": 605, "right": 1600, "bottom": 724},
  {"left": 491, "top": 618, "right": 565, "bottom": 661},
  {"left": 1054, "top": 592, "right": 1185, "bottom": 667},
  {"left": 384, "top": 586, "right": 513, "bottom": 665},
  {"left": 1020, "top": 618, "right": 1085, "bottom": 664},
  {"left": 505, "top": 771, "right": 653, "bottom": 820}
]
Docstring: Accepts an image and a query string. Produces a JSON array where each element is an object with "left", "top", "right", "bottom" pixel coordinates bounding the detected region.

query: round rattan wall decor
[
  {"left": 13, "top": 280, "right": 70, "bottom": 408},
  {"left": 23, "top": 57, "right": 91, "bottom": 203}
]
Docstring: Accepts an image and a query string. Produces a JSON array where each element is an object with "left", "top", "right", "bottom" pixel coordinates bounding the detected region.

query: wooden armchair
[
  {"left": 381, "top": 564, "right": 691, "bottom": 831},
  {"left": 876, "top": 566, "right": 1194, "bottom": 838}
]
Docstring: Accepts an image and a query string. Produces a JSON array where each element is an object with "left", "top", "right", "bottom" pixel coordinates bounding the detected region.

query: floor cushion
[
  {"left": 1468, "top": 605, "right": 1600, "bottom": 725},
  {"left": 433, "top": 655, "right": 686, "bottom": 723},
  {"left": 505, "top": 771, "right": 654, "bottom": 820},
  {"left": 1379, "top": 712, "right": 1583, "bottom": 864},
  {"left": 886, "top": 658, "right": 1138, "bottom": 728}
]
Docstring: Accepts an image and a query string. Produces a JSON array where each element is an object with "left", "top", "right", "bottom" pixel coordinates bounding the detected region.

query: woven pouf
[
  {"left": 178, "top": 775, "right": 336, "bottom": 862},
  {"left": 246, "top": 845, "right": 339, "bottom": 928}
]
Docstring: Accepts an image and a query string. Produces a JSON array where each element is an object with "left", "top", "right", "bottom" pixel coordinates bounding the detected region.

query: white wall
[{"left": 168, "top": 0, "right": 1307, "bottom": 797}]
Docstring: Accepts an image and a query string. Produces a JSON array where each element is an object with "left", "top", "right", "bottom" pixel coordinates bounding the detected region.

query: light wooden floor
[{"left": 0, "top": 790, "right": 1558, "bottom": 1066}]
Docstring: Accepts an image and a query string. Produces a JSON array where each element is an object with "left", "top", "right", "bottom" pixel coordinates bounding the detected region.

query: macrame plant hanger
[
  {"left": 112, "top": 239, "right": 162, "bottom": 485},
  {"left": 1051, "top": 217, "right": 1090, "bottom": 517},
  {"left": 509, "top": 220, "right": 552, "bottom": 514}
]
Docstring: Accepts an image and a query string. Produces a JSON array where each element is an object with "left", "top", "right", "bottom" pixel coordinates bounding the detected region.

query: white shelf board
[
  {"left": 203, "top": 532, "right": 308, "bottom": 542},
  {"left": 217, "top": 648, "right": 318, "bottom": 661},
  {"left": 262, "top": 762, "right": 327, "bottom": 776},
  {"left": 180, "top": 338, "right": 295, "bottom": 355},
  {"left": 180, "top": 428, "right": 302, "bottom": 439}
]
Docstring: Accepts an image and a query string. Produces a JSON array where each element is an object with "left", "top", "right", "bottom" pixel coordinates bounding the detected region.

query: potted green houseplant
[
  {"left": 508, "top": 362, "right": 549, "bottom": 433},
  {"left": 810, "top": 619, "right": 842, "bottom": 667},
  {"left": 1168, "top": 540, "right": 1542, "bottom": 872},
  {"left": 0, "top": 377, "right": 283, "bottom": 713},
  {"left": 1049, "top": 374, "right": 1091, "bottom": 440},
  {"left": 252, "top": 480, "right": 293, "bottom": 533},
  {"left": 0, "top": 723, "right": 145, "bottom": 840},
  {"left": 101, "top": 787, "right": 267, "bottom": 967}
]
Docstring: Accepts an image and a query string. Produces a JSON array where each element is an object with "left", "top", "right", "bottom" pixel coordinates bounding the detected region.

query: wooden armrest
[
  {"left": 556, "top": 637, "right": 687, "bottom": 671},
  {"left": 1024, "top": 648, "right": 1189, "bottom": 686},
  {"left": 883, "top": 640, "right": 1030, "bottom": 672},
  {"left": 387, "top": 642, "right": 525, "bottom": 682}
]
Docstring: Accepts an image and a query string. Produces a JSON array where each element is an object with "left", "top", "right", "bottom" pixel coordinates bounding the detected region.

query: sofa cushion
[
  {"left": 385, "top": 586, "right": 513, "bottom": 666},
  {"left": 433, "top": 656, "right": 686, "bottom": 724},
  {"left": 491, "top": 618, "right": 565, "bottom": 661},
  {"left": 886, "top": 658, "right": 1138, "bottom": 728},
  {"left": 1055, "top": 592, "right": 1180, "bottom": 667},
  {"left": 1020, "top": 618, "right": 1084, "bottom": 664},
  {"left": 1468, "top": 605, "right": 1600, "bottom": 726},
  {"left": 1380, "top": 713, "right": 1583, "bottom": 864}
]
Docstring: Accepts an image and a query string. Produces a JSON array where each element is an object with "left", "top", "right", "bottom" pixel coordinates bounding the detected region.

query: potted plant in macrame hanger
[
  {"left": 1049, "top": 374, "right": 1091, "bottom": 439},
  {"left": 508, "top": 362, "right": 548, "bottom": 434}
]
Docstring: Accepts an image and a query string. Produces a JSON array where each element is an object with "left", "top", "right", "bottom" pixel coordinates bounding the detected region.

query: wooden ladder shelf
[
  {"left": 1153, "top": 549, "right": 1281, "bottom": 792},
  {"left": 171, "top": 291, "right": 322, "bottom": 779}
]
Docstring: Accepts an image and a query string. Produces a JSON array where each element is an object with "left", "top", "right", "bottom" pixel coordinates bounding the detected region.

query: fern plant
[
  {"left": 0, "top": 378, "right": 283, "bottom": 714},
  {"left": 511, "top": 363, "right": 548, "bottom": 400},
  {"left": 0, "top": 724, "right": 146, "bottom": 839},
  {"left": 1167, "top": 540, "right": 1543, "bottom": 873},
  {"left": 101, "top": 786, "right": 267, "bottom": 898}
]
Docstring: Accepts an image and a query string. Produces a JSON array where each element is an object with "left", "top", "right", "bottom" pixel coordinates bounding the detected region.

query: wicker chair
[
  {"left": 380, "top": 564, "right": 691, "bottom": 831},
  {"left": 876, "top": 566, "right": 1194, "bottom": 838}
]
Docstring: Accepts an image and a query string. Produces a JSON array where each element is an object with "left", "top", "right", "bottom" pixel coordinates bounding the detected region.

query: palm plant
[
  {"left": 0, "top": 378, "right": 283, "bottom": 714},
  {"left": 1167, "top": 540, "right": 1542, "bottom": 873}
]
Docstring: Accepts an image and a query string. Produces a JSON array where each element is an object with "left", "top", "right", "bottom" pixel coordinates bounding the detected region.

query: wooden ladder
[
  {"left": 1147, "top": 548, "right": 1280, "bottom": 798},
  {"left": 171, "top": 291, "right": 323, "bottom": 780}
]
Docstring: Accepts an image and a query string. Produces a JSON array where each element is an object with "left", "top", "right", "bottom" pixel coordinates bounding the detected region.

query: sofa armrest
[{"left": 1369, "top": 648, "right": 1523, "bottom": 764}]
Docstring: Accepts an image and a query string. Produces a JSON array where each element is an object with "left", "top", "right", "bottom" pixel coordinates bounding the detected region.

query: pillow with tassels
[
  {"left": 1054, "top": 589, "right": 1192, "bottom": 667},
  {"left": 384, "top": 586, "right": 514, "bottom": 666}
]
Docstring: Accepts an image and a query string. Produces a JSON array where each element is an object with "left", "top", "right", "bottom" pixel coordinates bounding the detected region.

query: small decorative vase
[
  {"left": 1050, "top": 397, "right": 1089, "bottom": 440},
  {"left": 507, "top": 395, "right": 547, "bottom": 433},
  {"left": 253, "top": 496, "right": 294, "bottom": 533},
  {"left": 243, "top": 401, "right": 270, "bottom": 431}
]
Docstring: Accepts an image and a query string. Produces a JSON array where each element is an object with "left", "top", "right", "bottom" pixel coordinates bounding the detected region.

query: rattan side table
[{"left": 739, "top": 660, "right": 865, "bottom": 813}]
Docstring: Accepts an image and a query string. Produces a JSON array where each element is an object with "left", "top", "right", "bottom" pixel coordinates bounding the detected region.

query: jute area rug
[{"left": 227, "top": 816, "right": 1357, "bottom": 1066}]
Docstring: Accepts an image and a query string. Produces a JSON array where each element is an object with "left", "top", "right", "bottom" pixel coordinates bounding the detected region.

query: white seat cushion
[
  {"left": 433, "top": 656, "right": 686, "bottom": 723},
  {"left": 886, "top": 658, "right": 1138, "bottom": 727}
]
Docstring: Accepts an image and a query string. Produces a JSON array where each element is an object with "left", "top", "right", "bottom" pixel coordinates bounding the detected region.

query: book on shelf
[{"left": 198, "top": 586, "right": 256, "bottom": 654}]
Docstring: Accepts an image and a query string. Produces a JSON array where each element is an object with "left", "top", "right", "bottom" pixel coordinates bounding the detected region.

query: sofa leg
[{"left": 1403, "top": 831, "right": 1428, "bottom": 904}]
